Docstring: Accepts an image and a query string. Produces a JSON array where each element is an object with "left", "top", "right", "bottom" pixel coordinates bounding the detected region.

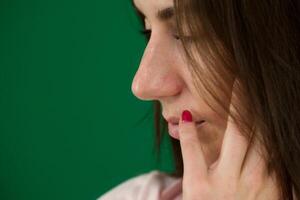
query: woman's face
[{"left": 131, "top": 0, "right": 229, "bottom": 167}]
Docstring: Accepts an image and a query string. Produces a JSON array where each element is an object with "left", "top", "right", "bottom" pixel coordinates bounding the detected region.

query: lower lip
[{"left": 168, "top": 121, "right": 205, "bottom": 140}]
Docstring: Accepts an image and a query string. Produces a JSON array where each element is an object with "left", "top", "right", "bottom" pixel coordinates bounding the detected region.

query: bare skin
[
  {"left": 179, "top": 81, "right": 280, "bottom": 200},
  {"left": 132, "top": 0, "right": 227, "bottom": 169}
]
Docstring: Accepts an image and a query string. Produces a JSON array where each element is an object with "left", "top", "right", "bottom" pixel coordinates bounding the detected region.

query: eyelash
[{"left": 139, "top": 29, "right": 181, "bottom": 40}]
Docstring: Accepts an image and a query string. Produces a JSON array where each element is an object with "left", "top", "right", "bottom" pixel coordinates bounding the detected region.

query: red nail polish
[{"left": 182, "top": 110, "right": 193, "bottom": 122}]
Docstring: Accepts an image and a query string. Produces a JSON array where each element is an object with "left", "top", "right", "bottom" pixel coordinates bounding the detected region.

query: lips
[
  {"left": 166, "top": 116, "right": 205, "bottom": 125},
  {"left": 168, "top": 120, "right": 205, "bottom": 140},
  {"left": 169, "top": 120, "right": 205, "bottom": 125}
]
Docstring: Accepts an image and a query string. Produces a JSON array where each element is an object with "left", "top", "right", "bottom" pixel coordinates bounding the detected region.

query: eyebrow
[
  {"left": 131, "top": 0, "right": 175, "bottom": 22},
  {"left": 156, "top": 7, "right": 175, "bottom": 21}
]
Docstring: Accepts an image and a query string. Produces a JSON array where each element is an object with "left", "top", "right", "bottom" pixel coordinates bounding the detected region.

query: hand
[{"left": 178, "top": 95, "right": 280, "bottom": 200}]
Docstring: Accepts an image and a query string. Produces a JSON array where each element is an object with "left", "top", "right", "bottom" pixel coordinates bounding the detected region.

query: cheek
[
  {"left": 197, "top": 119, "right": 226, "bottom": 144},
  {"left": 197, "top": 121, "right": 226, "bottom": 166}
]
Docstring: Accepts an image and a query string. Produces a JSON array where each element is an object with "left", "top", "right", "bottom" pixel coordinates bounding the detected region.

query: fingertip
[
  {"left": 179, "top": 110, "right": 197, "bottom": 140},
  {"left": 181, "top": 110, "right": 193, "bottom": 123}
]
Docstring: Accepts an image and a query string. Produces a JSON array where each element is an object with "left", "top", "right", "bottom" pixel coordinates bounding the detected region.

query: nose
[{"left": 131, "top": 34, "right": 184, "bottom": 101}]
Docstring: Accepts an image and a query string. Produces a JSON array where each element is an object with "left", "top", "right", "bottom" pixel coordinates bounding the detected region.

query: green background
[{"left": 0, "top": 0, "right": 174, "bottom": 199}]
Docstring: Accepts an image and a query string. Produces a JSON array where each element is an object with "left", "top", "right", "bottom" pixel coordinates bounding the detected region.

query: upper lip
[{"left": 165, "top": 116, "right": 205, "bottom": 125}]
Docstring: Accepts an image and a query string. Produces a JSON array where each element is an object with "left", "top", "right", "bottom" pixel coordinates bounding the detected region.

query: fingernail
[{"left": 181, "top": 110, "right": 193, "bottom": 122}]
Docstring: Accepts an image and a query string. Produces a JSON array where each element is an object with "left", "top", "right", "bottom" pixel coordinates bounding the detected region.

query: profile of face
[{"left": 131, "top": 0, "right": 229, "bottom": 167}]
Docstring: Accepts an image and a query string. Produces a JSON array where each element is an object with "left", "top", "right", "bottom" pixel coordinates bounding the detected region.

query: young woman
[{"left": 98, "top": 0, "right": 300, "bottom": 199}]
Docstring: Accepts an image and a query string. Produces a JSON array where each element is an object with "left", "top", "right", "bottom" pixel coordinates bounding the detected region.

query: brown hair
[{"left": 132, "top": 0, "right": 300, "bottom": 199}]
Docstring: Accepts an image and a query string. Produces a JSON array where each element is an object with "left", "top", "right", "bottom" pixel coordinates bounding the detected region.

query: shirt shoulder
[{"left": 97, "top": 170, "right": 182, "bottom": 200}]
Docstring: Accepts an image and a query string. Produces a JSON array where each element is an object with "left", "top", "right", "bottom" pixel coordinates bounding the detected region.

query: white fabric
[{"left": 97, "top": 170, "right": 182, "bottom": 200}]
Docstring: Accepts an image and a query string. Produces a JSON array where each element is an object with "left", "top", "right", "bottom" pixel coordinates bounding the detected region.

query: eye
[
  {"left": 139, "top": 29, "right": 151, "bottom": 41},
  {"left": 173, "top": 32, "right": 194, "bottom": 42},
  {"left": 139, "top": 29, "right": 182, "bottom": 41},
  {"left": 172, "top": 34, "right": 181, "bottom": 40}
]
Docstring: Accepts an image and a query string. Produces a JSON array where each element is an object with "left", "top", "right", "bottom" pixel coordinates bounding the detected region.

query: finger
[
  {"left": 179, "top": 110, "right": 208, "bottom": 181},
  {"left": 241, "top": 135, "right": 267, "bottom": 180},
  {"left": 217, "top": 82, "right": 249, "bottom": 179},
  {"left": 240, "top": 137, "right": 270, "bottom": 197}
]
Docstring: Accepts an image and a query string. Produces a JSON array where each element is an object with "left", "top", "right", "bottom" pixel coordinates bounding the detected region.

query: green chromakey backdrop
[{"left": 0, "top": 0, "right": 174, "bottom": 199}]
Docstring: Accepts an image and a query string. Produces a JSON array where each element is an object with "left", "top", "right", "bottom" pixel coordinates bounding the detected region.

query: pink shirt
[{"left": 97, "top": 170, "right": 183, "bottom": 200}]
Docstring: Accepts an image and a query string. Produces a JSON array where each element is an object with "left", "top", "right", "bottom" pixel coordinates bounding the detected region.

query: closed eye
[
  {"left": 139, "top": 29, "right": 182, "bottom": 41},
  {"left": 139, "top": 29, "right": 151, "bottom": 40}
]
